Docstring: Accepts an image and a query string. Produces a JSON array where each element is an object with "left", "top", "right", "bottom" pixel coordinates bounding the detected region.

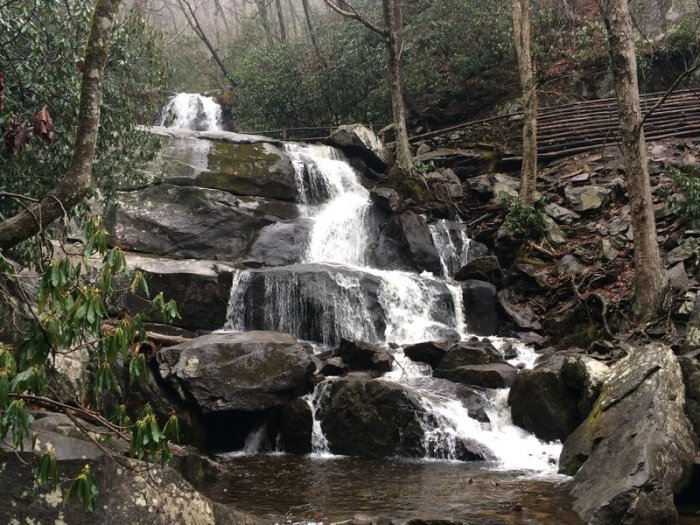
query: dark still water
[{"left": 202, "top": 454, "right": 584, "bottom": 524}]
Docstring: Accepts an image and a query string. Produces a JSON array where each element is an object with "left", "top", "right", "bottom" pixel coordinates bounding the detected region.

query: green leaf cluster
[
  {"left": 0, "top": 216, "right": 180, "bottom": 511},
  {"left": 498, "top": 193, "right": 550, "bottom": 240},
  {"left": 669, "top": 165, "right": 700, "bottom": 218}
]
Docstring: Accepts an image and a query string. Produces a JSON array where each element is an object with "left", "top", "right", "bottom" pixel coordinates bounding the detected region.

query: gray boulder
[
  {"left": 327, "top": 124, "right": 392, "bottom": 172},
  {"left": 157, "top": 331, "right": 314, "bottom": 412},
  {"left": 371, "top": 211, "right": 443, "bottom": 274},
  {"left": 559, "top": 344, "right": 695, "bottom": 525},
  {"left": 112, "top": 253, "right": 234, "bottom": 331},
  {"left": 280, "top": 398, "right": 313, "bottom": 454},
  {"left": 335, "top": 338, "right": 393, "bottom": 373},
  {"left": 434, "top": 363, "right": 518, "bottom": 389},
  {"left": 455, "top": 255, "right": 503, "bottom": 284},
  {"left": 404, "top": 341, "right": 451, "bottom": 368},
  {"left": 0, "top": 413, "right": 262, "bottom": 525},
  {"left": 318, "top": 377, "right": 492, "bottom": 461},
  {"left": 243, "top": 219, "right": 312, "bottom": 268},
  {"left": 564, "top": 185, "right": 612, "bottom": 213},
  {"left": 461, "top": 280, "right": 500, "bottom": 336},
  {"left": 106, "top": 184, "right": 286, "bottom": 261},
  {"left": 370, "top": 187, "right": 401, "bottom": 212}
]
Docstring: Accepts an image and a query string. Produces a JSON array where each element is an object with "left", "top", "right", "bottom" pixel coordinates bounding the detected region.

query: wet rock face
[
  {"left": 327, "top": 124, "right": 392, "bottom": 172},
  {"left": 508, "top": 354, "right": 609, "bottom": 442},
  {"left": 371, "top": 211, "right": 443, "bottom": 274},
  {"left": 280, "top": 398, "right": 313, "bottom": 454},
  {"left": 318, "top": 377, "right": 491, "bottom": 461},
  {"left": 460, "top": 279, "right": 500, "bottom": 336},
  {"left": 559, "top": 344, "right": 695, "bottom": 525},
  {"left": 196, "top": 141, "right": 298, "bottom": 202},
  {"left": 335, "top": 338, "right": 393, "bottom": 373},
  {"left": 111, "top": 253, "right": 234, "bottom": 331},
  {"left": 157, "top": 331, "right": 315, "bottom": 413},
  {"left": 105, "top": 184, "right": 278, "bottom": 261}
]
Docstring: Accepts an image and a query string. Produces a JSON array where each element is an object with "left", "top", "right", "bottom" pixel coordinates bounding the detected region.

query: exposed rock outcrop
[
  {"left": 559, "top": 344, "right": 695, "bottom": 525},
  {"left": 157, "top": 331, "right": 314, "bottom": 412}
]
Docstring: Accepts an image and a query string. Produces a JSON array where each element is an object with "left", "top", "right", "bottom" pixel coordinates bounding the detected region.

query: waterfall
[
  {"left": 429, "top": 219, "right": 472, "bottom": 278},
  {"left": 159, "top": 93, "right": 222, "bottom": 131},
  {"left": 285, "top": 143, "right": 372, "bottom": 267},
  {"left": 219, "top": 139, "right": 561, "bottom": 474}
]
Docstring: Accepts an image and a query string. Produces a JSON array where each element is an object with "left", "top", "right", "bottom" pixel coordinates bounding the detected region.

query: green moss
[{"left": 197, "top": 141, "right": 281, "bottom": 189}]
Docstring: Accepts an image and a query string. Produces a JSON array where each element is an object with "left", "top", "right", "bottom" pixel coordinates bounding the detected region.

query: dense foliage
[{"left": 0, "top": 0, "right": 167, "bottom": 222}]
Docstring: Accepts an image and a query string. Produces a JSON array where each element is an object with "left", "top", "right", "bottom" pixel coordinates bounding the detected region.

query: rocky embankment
[{"left": 2, "top": 123, "right": 700, "bottom": 523}]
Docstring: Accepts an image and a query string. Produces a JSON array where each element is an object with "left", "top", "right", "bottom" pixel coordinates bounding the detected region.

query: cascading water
[
  {"left": 159, "top": 93, "right": 222, "bottom": 131},
  {"left": 223, "top": 141, "right": 561, "bottom": 474}
]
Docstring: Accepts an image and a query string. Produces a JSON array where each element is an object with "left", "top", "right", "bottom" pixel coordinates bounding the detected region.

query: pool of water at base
[{"left": 201, "top": 454, "right": 585, "bottom": 524}]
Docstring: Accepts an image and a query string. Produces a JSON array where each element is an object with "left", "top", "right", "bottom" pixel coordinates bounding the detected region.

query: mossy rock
[{"left": 195, "top": 141, "right": 297, "bottom": 201}]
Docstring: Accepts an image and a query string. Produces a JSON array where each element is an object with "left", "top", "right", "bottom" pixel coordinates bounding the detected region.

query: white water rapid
[
  {"left": 159, "top": 93, "right": 222, "bottom": 131},
  {"left": 223, "top": 143, "right": 562, "bottom": 474}
]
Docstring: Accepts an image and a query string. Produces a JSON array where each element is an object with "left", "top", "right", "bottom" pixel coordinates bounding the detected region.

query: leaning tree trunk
[
  {"left": 0, "top": 0, "right": 122, "bottom": 250},
  {"left": 598, "top": 0, "right": 668, "bottom": 321},
  {"left": 383, "top": 0, "right": 412, "bottom": 172},
  {"left": 275, "top": 0, "right": 287, "bottom": 42},
  {"left": 512, "top": 0, "right": 538, "bottom": 205}
]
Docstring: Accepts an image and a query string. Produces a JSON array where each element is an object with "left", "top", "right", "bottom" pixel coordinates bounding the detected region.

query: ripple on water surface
[{"left": 202, "top": 455, "right": 583, "bottom": 524}]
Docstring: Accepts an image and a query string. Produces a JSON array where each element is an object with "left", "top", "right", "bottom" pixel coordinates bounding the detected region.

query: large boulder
[
  {"left": 432, "top": 339, "right": 517, "bottom": 389},
  {"left": 106, "top": 184, "right": 294, "bottom": 261},
  {"left": 559, "top": 344, "right": 695, "bottom": 525},
  {"left": 0, "top": 413, "right": 262, "bottom": 525},
  {"left": 318, "top": 377, "right": 491, "bottom": 460},
  {"left": 404, "top": 341, "right": 451, "bottom": 368},
  {"left": 461, "top": 280, "right": 500, "bottom": 336},
  {"left": 280, "top": 398, "right": 313, "bottom": 454},
  {"left": 143, "top": 130, "right": 298, "bottom": 202},
  {"left": 195, "top": 141, "right": 298, "bottom": 201},
  {"left": 371, "top": 211, "right": 443, "bottom": 274},
  {"left": 508, "top": 353, "right": 609, "bottom": 442},
  {"left": 242, "top": 219, "right": 312, "bottom": 268},
  {"left": 335, "top": 338, "right": 393, "bottom": 372},
  {"left": 112, "top": 253, "right": 235, "bottom": 331},
  {"left": 327, "top": 124, "right": 392, "bottom": 172},
  {"left": 157, "top": 331, "right": 315, "bottom": 412}
]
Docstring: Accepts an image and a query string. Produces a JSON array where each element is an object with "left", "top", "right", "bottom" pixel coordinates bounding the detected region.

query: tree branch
[
  {"left": 0, "top": 0, "right": 122, "bottom": 251},
  {"left": 322, "top": 0, "right": 387, "bottom": 38},
  {"left": 636, "top": 57, "right": 700, "bottom": 133}
]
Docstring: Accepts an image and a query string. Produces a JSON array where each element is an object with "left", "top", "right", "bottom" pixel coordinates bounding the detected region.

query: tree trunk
[
  {"left": 303, "top": 0, "right": 326, "bottom": 65},
  {"left": 0, "top": 0, "right": 122, "bottom": 250},
  {"left": 383, "top": 0, "right": 412, "bottom": 172},
  {"left": 598, "top": 0, "right": 668, "bottom": 321},
  {"left": 512, "top": 0, "right": 538, "bottom": 205},
  {"left": 275, "top": 0, "right": 287, "bottom": 42},
  {"left": 257, "top": 0, "right": 275, "bottom": 46}
]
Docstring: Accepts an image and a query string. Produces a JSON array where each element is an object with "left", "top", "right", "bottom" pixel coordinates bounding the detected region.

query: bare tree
[
  {"left": 256, "top": 0, "right": 276, "bottom": 45},
  {"left": 275, "top": 0, "right": 287, "bottom": 42},
  {"left": 597, "top": 0, "right": 668, "bottom": 321},
  {"left": 0, "top": 0, "right": 122, "bottom": 249},
  {"left": 512, "top": 0, "right": 537, "bottom": 204},
  {"left": 175, "top": 0, "right": 231, "bottom": 81},
  {"left": 324, "top": 0, "right": 413, "bottom": 171}
]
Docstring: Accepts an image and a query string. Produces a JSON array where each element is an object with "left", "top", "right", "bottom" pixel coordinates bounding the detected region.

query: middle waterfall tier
[{"left": 225, "top": 264, "right": 461, "bottom": 347}]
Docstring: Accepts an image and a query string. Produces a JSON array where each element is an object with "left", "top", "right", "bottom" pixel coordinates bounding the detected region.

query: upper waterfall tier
[{"left": 159, "top": 93, "right": 222, "bottom": 131}]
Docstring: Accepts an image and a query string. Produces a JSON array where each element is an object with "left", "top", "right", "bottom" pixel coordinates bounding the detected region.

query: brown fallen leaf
[
  {"left": 4, "top": 115, "right": 28, "bottom": 157},
  {"left": 32, "top": 106, "right": 56, "bottom": 144}
]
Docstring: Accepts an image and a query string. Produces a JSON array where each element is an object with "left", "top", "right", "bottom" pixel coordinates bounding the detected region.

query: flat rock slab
[
  {"left": 158, "top": 331, "right": 314, "bottom": 412},
  {"left": 559, "top": 344, "right": 695, "bottom": 525}
]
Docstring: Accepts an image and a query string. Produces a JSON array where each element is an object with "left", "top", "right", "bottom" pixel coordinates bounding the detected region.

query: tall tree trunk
[
  {"left": 383, "top": 0, "right": 412, "bottom": 172},
  {"left": 287, "top": 0, "right": 299, "bottom": 38},
  {"left": 257, "top": 0, "right": 275, "bottom": 46},
  {"left": 512, "top": 0, "right": 538, "bottom": 204},
  {"left": 275, "top": 0, "right": 287, "bottom": 42},
  {"left": 598, "top": 0, "right": 668, "bottom": 321},
  {"left": 302, "top": 0, "right": 326, "bottom": 66},
  {"left": 0, "top": 0, "right": 122, "bottom": 250}
]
